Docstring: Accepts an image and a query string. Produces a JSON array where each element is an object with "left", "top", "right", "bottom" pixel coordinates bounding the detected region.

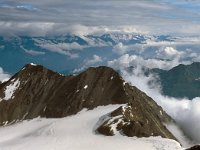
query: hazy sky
[{"left": 1, "top": 0, "right": 200, "bottom": 36}]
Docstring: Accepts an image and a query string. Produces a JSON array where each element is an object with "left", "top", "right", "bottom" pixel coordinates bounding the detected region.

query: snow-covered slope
[{"left": 0, "top": 105, "right": 182, "bottom": 150}]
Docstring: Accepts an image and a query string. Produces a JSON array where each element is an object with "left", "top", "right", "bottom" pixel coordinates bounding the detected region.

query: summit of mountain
[{"left": 0, "top": 63, "right": 177, "bottom": 140}]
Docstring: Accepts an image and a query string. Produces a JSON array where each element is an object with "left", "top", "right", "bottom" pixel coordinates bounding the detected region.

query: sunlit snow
[
  {"left": 3, "top": 79, "right": 20, "bottom": 101},
  {"left": 84, "top": 85, "right": 88, "bottom": 89},
  {"left": 0, "top": 105, "right": 182, "bottom": 150},
  {"left": 30, "top": 63, "right": 37, "bottom": 66}
]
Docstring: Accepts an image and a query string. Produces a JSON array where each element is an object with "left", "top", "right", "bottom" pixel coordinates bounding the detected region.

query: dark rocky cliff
[
  {"left": 0, "top": 64, "right": 177, "bottom": 140},
  {"left": 187, "top": 145, "right": 200, "bottom": 150}
]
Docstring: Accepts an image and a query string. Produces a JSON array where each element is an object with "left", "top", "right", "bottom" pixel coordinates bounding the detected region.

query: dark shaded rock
[
  {"left": 0, "top": 64, "right": 128, "bottom": 124},
  {"left": 187, "top": 145, "right": 200, "bottom": 150},
  {"left": 96, "top": 93, "right": 176, "bottom": 140}
]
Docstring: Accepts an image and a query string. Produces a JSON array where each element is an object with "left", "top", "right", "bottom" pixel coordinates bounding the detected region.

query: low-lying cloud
[
  {"left": 0, "top": 67, "right": 10, "bottom": 83},
  {"left": 116, "top": 59, "right": 200, "bottom": 146},
  {"left": 73, "top": 55, "right": 103, "bottom": 74},
  {"left": 24, "top": 49, "right": 46, "bottom": 56},
  {"left": 38, "top": 42, "right": 83, "bottom": 58},
  {"left": 108, "top": 53, "right": 190, "bottom": 71},
  {"left": 156, "top": 47, "right": 185, "bottom": 60},
  {"left": 112, "top": 43, "right": 129, "bottom": 55},
  {"left": 84, "top": 55, "right": 103, "bottom": 66},
  {"left": 20, "top": 46, "right": 45, "bottom": 56}
]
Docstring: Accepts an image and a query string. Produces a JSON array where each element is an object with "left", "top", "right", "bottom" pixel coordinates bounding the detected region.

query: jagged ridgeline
[{"left": 0, "top": 64, "right": 177, "bottom": 140}]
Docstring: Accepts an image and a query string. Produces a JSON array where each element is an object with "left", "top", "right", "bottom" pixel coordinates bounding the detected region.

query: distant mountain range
[
  {"left": 150, "top": 62, "right": 200, "bottom": 99},
  {"left": 0, "top": 63, "right": 177, "bottom": 140},
  {"left": 0, "top": 33, "right": 177, "bottom": 74}
]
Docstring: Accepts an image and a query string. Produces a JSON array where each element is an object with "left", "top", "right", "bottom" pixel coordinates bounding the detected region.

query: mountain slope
[
  {"left": 151, "top": 62, "right": 200, "bottom": 99},
  {"left": 0, "top": 64, "right": 128, "bottom": 120},
  {"left": 0, "top": 64, "right": 177, "bottom": 140},
  {"left": 0, "top": 105, "right": 182, "bottom": 150}
]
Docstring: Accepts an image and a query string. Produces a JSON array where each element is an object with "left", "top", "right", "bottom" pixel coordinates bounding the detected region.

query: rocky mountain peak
[
  {"left": 0, "top": 64, "right": 128, "bottom": 121},
  {"left": 13, "top": 63, "right": 60, "bottom": 79},
  {"left": 0, "top": 64, "right": 177, "bottom": 141}
]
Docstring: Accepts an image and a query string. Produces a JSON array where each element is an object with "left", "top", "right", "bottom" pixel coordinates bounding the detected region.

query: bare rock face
[
  {"left": 96, "top": 87, "right": 176, "bottom": 140},
  {"left": 187, "top": 145, "right": 200, "bottom": 150},
  {"left": 0, "top": 64, "right": 128, "bottom": 123},
  {"left": 0, "top": 64, "right": 176, "bottom": 141}
]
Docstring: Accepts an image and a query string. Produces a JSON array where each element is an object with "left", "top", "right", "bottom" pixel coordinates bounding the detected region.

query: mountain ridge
[
  {"left": 0, "top": 63, "right": 177, "bottom": 140},
  {"left": 150, "top": 62, "right": 200, "bottom": 99},
  {"left": 0, "top": 33, "right": 178, "bottom": 74}
]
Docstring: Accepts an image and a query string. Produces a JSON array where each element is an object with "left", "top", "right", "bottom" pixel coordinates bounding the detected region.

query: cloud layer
[
  {"left": 156, "top": 47, "right": 185, "bottom": 59},
  {"left": 114, "top": 59, "right": 200, "bottom": 146},
  {"left": 1, "top": 0, "right": 200, "bottom": 36},
  {"left": 108, "top": 54, "right": 189, "bottom": 71},
  {"left": 38, "top": 42, "right": 84, "bottom": 58}
]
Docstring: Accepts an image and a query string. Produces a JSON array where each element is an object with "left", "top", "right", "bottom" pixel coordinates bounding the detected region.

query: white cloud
[
  {"left": 20, "top": 46, "right": 45, "bottom": 56},
  {"left": 39, "top": 42, "right": 84, "bottom": 51},
  {"left": 108, "top": 54, "right": 135, "bottom": 69},
  {"left": 107, "top": 54, "right": 190, "bottom": 71},
  {"left": 112, "top": 42, "right": 146, "bottom": 56},
  {"left": 72, "top": 67, "right": 86, "bottom": 74},
  {"left": 119, "top": 61, "right": 200, "bottom": 145},
  {"left": 0, "top": 67, "right": 10, "bottom": 83},
  {"left": 156, "top": 47, "right": 185, "bottom": 59},
  {"left": 73, "top": 55, "right": 103, "bottom": 73},
  {"left": 190, "top": 53, "right": 200, "bottom": 62},
  {"left": 39, "top": 42, "right": 83, "bottom": 58},
  {"left": 112, "top": 43, "right": 128, "bottom": 55},
  {"left": 24, "top": 49, "right": 45, "bottom": 56},
  {"left": 84, "top": 55, "right": 103, "bottom": 66},
  {"left": 107, "top": 53, "right": 200, "bottom": 145},
  {"left": 1, "top": 0, "right": 200, "bottom": 36},
  {"left": 0, "top": 22, "right": 148, "bottom": 37},
  {"left": 0, "top": 22, "right": 55, "bottom": 37}
]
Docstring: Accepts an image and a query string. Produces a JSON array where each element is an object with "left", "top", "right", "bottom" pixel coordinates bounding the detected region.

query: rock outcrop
[
  {"left": 187, "top": 145, "right": 200, "bottom": 150},
  {"left": 96, "top": 84, "right": 176, "bottom": 139}
]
